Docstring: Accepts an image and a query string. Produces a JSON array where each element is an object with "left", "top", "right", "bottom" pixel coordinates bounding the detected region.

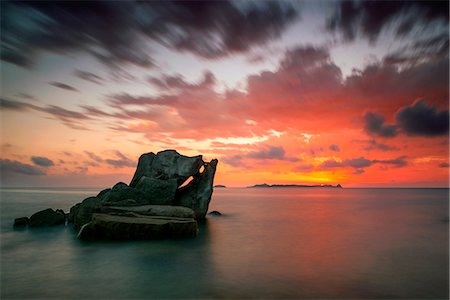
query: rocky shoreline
[{"left": 14, "top": 150, "right": 218, "bottom": 241}]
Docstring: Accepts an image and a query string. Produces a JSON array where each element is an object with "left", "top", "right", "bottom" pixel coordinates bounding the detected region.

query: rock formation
[{"left": 16, "top": 150, "right": 218, "bottom": 241}]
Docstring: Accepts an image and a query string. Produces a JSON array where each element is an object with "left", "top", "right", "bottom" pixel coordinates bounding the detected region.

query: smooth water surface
[{"left": 1, "top": 188, "right": 448, "bottom": 299}]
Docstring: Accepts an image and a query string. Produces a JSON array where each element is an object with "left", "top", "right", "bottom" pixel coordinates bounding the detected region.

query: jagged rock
[
  {"left": 14, "top": 217, "right": 29, "bottom": 227},
  {"left": 77, "top": 213, "right": 198, "bottom": 240},
  {"left": 135, "top": 177, "right": 178, "bottom": 205},
  {"left": 102, "top": 205, "right": 195, "bottom": 219},
  {"left": 73, "top": 197, "right": 103, "bottom": 229},
  {"left": 29, "top": 208, "right": 65, "bottom": 227},
  {"left": 129, "top": 150, "right": 204, "bottom": 187},
  {"left": 174, "top": 159, "right": 218, "bottom": 219}
]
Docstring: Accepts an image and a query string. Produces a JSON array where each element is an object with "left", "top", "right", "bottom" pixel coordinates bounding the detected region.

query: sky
[{"left": 0, "top": 0, "right": 449, "bottom": 188}]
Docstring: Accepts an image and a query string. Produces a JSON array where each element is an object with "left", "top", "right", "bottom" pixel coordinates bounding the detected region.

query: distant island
[
  {"left": 214, "top": 185, "right": 227, "bottom": 188},
  {"left": 248, "top": 183, "right": 343, "bottom": 188}
]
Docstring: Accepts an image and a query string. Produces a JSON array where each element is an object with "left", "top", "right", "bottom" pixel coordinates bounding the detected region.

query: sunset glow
[{"left": 1, "top": 0, "right": 448, "bottom": 187}]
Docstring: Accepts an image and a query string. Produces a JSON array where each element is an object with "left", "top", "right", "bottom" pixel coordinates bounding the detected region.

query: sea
[{"left": 1, "top": 187, "right": 448, "bottom": 299}]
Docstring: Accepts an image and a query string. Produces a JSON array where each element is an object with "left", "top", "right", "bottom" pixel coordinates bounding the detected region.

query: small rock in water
[
  {"left": 14, "top": 217, "right": 29, "bottom": 227},
  {"left": 29, "top": 208, "right": 65, "bottom": 227},
  {"left": 208, "top": 211, "right": 223, "bottom": 216}
]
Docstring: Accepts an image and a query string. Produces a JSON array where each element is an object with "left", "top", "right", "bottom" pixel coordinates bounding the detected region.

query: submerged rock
[
  {"left": 77, "top": 213, "right": 198, "bottom": 240},
  {"left": 29, "top": 208, "right": 65, "bottom": 227},
  {"left": 174, "top": 159, "right": 218, "bottom": 219}
]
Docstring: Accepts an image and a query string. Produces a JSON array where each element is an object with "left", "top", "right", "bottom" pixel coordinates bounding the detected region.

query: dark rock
[
  {"left": 135, "top": 177, "right": 178, "bottom": 205},
  {"left": 102, "top": 199, "right": 138, "bottom": 207},
  {"left": 112, "top": 182, "right": 128, "bottom": 190},
  {"left": 29, "top": 208, "right": 65, "bottom": 227},
  {"left": 96, "top": 188, "right": 111, "bottom": 200},
  {"left": 103, "top": 205, "right": 195, "bottom": 219},
  {"left": 174, "top": 159, "right": 218, "bottom": 219},
  {"left": 68, "top": 203, "right": 81, "bottom": 223},
  {"left": 14, "top": 217, "right": 29, "bottom": 227},
  {"left": 73, "top": 197, "right": 103, "bottom": 229},
  {"left": 77, "top": 213, "right": 198, "bottom": 240},
  {"left": 100, "top": 185, "right": 148, "bottom": 204},
  {"left": 214, "top": 185, "right": 226, "bottom": 188},
  {"left": 129, "top": 150, "right": 204, "bottom": 187},
  {"left": 208, "top": 211, "right": 222, "bottom": 216},
  {"left": 337, "top": 184, "right": 343, "bottom": 188}
]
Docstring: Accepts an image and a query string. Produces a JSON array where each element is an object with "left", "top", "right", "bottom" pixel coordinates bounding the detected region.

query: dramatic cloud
[
  {"left": 31, "top": 156, "right": 54, "bottom": 167},
  {"left": 0, "top": 159, "right": 45, "bottom": 175},
  {"left": 363, "top": 112, "right": 398, "bottom": 138},
  {"left": 396, "top": 100, "right": 449, "bottom": 137},
  {"left": 74, "top": 70, "right": 104, "bottom": 85},
  {"left": 329, "top": 144, "right": 340, "bottom": 152},
  {"left": 328, "top": 0, "right": 449, "bottom": 42},
  {"left": 49, "top": 82, "right": 79, "bottom": 92},
  {"left": 1, "top": 1, "right": 298, "bottom": 68}
]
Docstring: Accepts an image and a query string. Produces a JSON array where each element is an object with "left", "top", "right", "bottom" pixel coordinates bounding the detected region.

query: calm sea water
[{"left": 1, "top": 187, "right": 448, "bottom": 299}]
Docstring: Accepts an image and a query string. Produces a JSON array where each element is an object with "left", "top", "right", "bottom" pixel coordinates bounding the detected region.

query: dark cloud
[
  {"left": 384, "top": 33, "right": 449, "bottom": 67},
  {"left": 104, "top": 151, "right": 135, "bottom": 168},
  {"left": 2, "top": 1, "right": 298, "bottom": 69},
  {"left": 439, "top": 162, "right": 449, "bottom": 168},
  {"left": 363, "top": 112, "right": 398, "bottom": 138},
  {"left": 328, "top": 0, "right": 449, "bottom": 42},
  {"left": 222, "top": 145, "right": 299, "bottom": 167},
  {"left": 31, "top": 156, "right": 54, "bottom": 167},
  {"left": 16, "top": 93, "right": 38, "bottom": 101},
  {"left": 74, "top": 70, "right": 104, "bottom": 85},
  {"left": 0, "top": 159, "right": 45, "bottom": 175},
  {"left": 148, "top": 71, "right": 215, "bottom": 91},
  {"left": 363, "top": 139, "right": 398, "bottom": 151},
  {"left": 294, "top": 164, "right": 314, "bottom": 172},
  {"left": 49, "top": 82, "right": 79, "bottom": 92},
  {"left": 0, "top": 98, "right": 31, "bottom": 111},
  {"left": 85, "top": 151, "right": 103, "bottom": 163},
  {"left": 247, "top": 146, "right": 299, "bottom": 162},
  {"left": 373, "top": 156, "right": 408, "bottom": 168},
  {"left": 396, "top": 100, "right": 449, "bottom": 137},
  {"left": 329, "top": 144, "right": 340, "bottom": 152},
  {"left": 320, "top": 155, "right": 408, "bottom": 170}
]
